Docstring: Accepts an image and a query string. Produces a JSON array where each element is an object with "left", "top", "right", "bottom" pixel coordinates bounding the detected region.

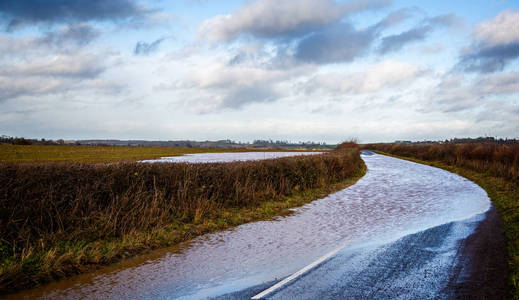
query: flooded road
[
  {"left": 10, "top": 153, "right": 490, "bottom": 299},
  {"left": 141, "top": 151, "right": 322, "bottom": 163}
]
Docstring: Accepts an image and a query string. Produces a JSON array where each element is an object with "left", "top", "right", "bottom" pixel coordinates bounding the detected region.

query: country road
[
  {"left": 218, "top": 209, "right": 499, "bottom": 299},
  {"left": 10, "top": 152, "right": 498, "bottom": 299}
]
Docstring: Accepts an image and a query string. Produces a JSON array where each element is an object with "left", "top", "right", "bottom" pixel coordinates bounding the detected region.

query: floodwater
[
  {"left": 141, "top": 152, "right": 322, "bottom": 163},
  {"left": 9, "top": 153, "right": 490, "bottom": 299}
]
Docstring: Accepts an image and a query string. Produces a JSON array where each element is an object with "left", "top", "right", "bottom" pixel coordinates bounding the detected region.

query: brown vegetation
[
  {"left": 0, "top": 145, "right": 363, "bottom": 294},
  {"left": 366, "top": 143, "right": 519, "bottom": 182}
]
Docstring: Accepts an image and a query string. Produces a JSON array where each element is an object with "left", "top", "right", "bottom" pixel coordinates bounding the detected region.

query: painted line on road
[{"left": 251, "top": 241, "right": 350, "bottom": 299}]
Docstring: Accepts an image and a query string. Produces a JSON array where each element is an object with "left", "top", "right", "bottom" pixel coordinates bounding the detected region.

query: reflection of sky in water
[
  {"left": 14, "top": 154, "right": 489, "bottom": 300},
  {"left": 141, "top": 152, "right": 323, "bottom": 163}
]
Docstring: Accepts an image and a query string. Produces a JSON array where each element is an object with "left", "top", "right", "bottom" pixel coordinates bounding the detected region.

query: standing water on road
[{"left": 11, "top": 153, "right": 490, "bottom": 299}]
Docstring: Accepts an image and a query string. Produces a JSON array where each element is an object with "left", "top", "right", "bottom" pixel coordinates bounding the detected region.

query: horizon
[
  {"left": 1, "top": 0, "right": 519, "bottom": 144},
  {"left": 3, "top": 134, "right": 517, "bottom": 146}
]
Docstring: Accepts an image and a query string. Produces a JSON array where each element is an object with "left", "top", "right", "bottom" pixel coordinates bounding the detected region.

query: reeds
[{"left": 365, "top": 143, "right": 519, "bottom": 182}]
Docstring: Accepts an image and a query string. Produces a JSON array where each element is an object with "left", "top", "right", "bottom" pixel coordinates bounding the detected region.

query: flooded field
[
  {"left": 9, "top": 153, "right": 490, "bottom": 299},
  {"left": 141, "top": 151, "right": 323, "bottom": 163}
]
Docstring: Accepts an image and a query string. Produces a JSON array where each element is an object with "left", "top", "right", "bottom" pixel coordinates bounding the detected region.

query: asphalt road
[{"left": 215, "top": 205, "right": 507, "bottom": 299}]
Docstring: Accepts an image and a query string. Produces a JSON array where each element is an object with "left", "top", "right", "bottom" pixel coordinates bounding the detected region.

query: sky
[{"left": 1, "top": 0, "right": 518, "bottom": 143}]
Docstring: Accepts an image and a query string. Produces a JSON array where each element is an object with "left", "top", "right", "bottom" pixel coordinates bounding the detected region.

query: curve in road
[{"left": 10, "top": 153, "right": 492, "bottom": 299}]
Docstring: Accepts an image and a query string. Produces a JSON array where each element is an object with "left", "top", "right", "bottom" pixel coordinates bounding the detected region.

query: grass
[
  {"left": 0, "top": 145, "right": 364, "bottom": 295},
  {"left": 367, "top": 144, "right": 519, "bottom": 299},
  {"left": 0, "top": 145, "right": 314, "bottom": 163}
]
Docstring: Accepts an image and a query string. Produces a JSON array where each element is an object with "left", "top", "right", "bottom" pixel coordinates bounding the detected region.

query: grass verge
[
  {"left": 371, "top": 150, "right": 518, "bottom": 299},
  {"left": 0, "top": 147, "right": 364, "bottom": 295}
]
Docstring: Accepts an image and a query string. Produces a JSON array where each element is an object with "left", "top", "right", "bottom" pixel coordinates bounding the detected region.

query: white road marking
[{"left": 251, "top": 241, "right": 350, "bottom": 299}]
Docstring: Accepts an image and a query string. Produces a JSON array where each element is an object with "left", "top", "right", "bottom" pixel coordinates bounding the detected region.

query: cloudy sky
[{"left": 1, "top": 0, "right": 518, "bottom": 143}]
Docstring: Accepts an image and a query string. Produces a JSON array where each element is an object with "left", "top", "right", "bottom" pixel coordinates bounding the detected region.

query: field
[
  {"left": 366, "top": 143, "right": 519, "bottom": 298},
  {"left": 0, "top": 145, "right": 309, "bottom": 163},
  {"left": 0, "top": 144, "right": 364, "bottom": 294}
]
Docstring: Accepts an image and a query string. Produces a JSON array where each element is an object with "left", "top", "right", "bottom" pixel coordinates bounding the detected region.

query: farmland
[{"left": 0, "top": 144, "right": 313, "bottom": 163}]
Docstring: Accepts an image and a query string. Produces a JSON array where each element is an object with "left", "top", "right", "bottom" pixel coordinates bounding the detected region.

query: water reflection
[{"left": 141, "top": 152, "right": 323, "bottom": 163}]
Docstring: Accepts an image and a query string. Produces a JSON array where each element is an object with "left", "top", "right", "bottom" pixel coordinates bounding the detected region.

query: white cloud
[
  {"left": 3, "top": 54, "right": 106, "bottom": 78},
  {"left": 426, "top": 71, "right": 519, "bottom": 113},
  {"left": 0, "top": 35, "right": 41, "bottom": 57},
  {"left": 458, "top": 10, "right": 519, "bottom": 73},
  {"left": 177, "top": 50, "right": 316, "bottom": 110},
  {"left": 476, "top": 71, "right": 519, "bottom": 94},
  {"left": 474, "top": 10, "right": 519, "bottom": 46},
  {"left": 187, "top": 63, "right": 304, "bottom": 88},
  {"left": 198, "top": 0, "right": 390, "bottom": 41},
  {"left": 304, "top": 60, "right": 423, "bottom": 95},
  {"left": 0, "top": 52, "right": 119, "bottom": 102}
]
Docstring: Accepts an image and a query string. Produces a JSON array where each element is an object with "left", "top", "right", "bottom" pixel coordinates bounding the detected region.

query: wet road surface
[
  {"left": 9, "top": 153, "right": 490, "bottom": 299},
  {"left": 222, "top": 213, "right": 487, "bottom": 299}
]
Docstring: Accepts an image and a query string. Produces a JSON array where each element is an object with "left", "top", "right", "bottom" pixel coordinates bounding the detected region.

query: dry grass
[
  {"left": 366, "top": 143, "right": 519, "bottom": 182},
  {"left": 366, "top": 143, "right": 519, "bottom": 298},
  {"left": 0, "top": 145, "right": 363, "bottom": 294}
]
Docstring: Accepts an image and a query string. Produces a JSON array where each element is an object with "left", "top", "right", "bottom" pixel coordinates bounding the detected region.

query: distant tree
[{"left": 14, "top": 138, "right": 32, "bottom": 145}]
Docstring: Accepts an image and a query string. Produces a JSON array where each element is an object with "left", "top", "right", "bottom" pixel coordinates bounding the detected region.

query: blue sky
[{"left": 1, "top": 0, "right": 518, "bottom": 143}]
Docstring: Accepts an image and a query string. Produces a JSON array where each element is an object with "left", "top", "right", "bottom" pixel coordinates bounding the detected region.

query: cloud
[
  {"left": 474, "top": 10, "right": 519, "bottom": 46},
  {"left": 461, "top": 43, "right": 519, "bottom": 73},
  {"left": 374, "top": 7, "right": 418, "bottom": 28},
  {"left": 227, "top": 43, "right": 267, "bottom": 66},
  {"left": 4, "top": 55, "right": 106, "bottom": 78},
  {"left": 181, "top": 61, "right": 313, "bottom": 110},
  {"left": 198, "top": 0, "right": 391, "bottom": 41},
  {"left": 0, "top": 35, "right": 40, "bottom": 57},
  {"left": 0, "top": 25, "right": 100, "bottom": 58},
  {"left": 458, "top": 10, "right": 519, "bottom": 73},
  {"left": 134, "top": 38, "right": 164, "bottom": 55},
  {"left": 303, "top": 60, "right": 423, "bottom": 95},
  {"left": 38, "top": 24, "right": 100, "bottom": 47},
  {"left": 188, "top": 62, "right": 303, "bottom": 88},
  {"left": 198, "top": 4, "right": 425, "bottom": 65},
  {"left": 426, "top": 71, "right": 519, "bottom": 113},
  {"left": 0, "top": 0, "right": 153, "bottom": 29},
  {"left": 422, "top": 71, "right": 519, "bottom": 139},
  {"left": 421, "top": 44, "right": 444, "bottom": 54},
  {"left": 295, "top": 22, "right": 377, "bottom": 64},
  {"left": 474, "top": 71, "right": 519, "bottom": 94},
  {"left": 378, "top": 25, "right": 431, "bottom": 54},
  {"left": 378, "top": 14, "right": 463, "bottom": 54},
  {"left": 294, "top": 8, "right": 421, "bottom": 63},
  {"left": 428, "top": 13, "right": 464, "bottom": 28},
  {"left": 0, "top": 30, "right": 100, "bottom": 63},
  {"left": 220, "top": 84, "right": 279, "bottom": 108},
  {"left": 0, "top": 53, "right": 113, "bottom": 102}
]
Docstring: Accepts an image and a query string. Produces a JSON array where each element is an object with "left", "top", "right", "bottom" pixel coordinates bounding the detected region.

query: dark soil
[{"left": 448, "top": 205, "right": 509, "bottom": 299}]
